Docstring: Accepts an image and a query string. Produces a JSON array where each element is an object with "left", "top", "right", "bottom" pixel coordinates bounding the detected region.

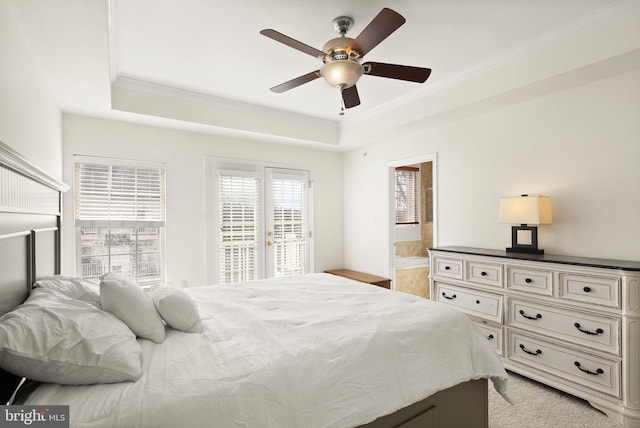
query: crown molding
[
  {"left": 0, "top": 141, "right": 69, "bottom": 192},
  {"left": 341, "top": 1, "right": 640, "bottom": 130}
]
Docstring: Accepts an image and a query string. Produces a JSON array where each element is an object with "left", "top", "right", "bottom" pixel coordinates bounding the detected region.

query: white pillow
[
  {"left": 100, "top": 273, "right": 166, "bottom": 343},
  {"left": 0, "top": 287, "right": 143, "bottom": 385},
  {"left": 151, "top": 286, "right": 202, "bottom": 333},
  {"left": 34, "top": 275, "right": 100, "bottom": 306}
]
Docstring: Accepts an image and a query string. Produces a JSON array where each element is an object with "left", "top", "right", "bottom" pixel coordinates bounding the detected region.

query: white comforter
[{"left": 26, "top": 273, "right": 510, "bottom": 428}]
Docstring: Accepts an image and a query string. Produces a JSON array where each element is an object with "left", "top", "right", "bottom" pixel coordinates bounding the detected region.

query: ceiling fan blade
[
  {"left": 260, "top": 29, "right": 325, "bottom": 59},
  {"left": 363, "top": 62, "right": 431, "bottom": 83},
  {"left": 349, "top": 8, "right": 405, "bottom": 57},
  {"left": 342, "top": 85, "right": 360, "bottom": 109},
  {"left": 270, "top": 70, "right": 320, "bottom": 93}
]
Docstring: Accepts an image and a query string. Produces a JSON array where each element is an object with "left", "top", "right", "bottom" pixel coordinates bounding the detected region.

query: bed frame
[
  {"left": 0, "top": 141, "right": 489, "bottom": 426},
  {"left": 363, "top": 378, "right": 488, "bottom": 427},
  {"left": 0, "top": 141, "right": 68, "bottom": 404}
]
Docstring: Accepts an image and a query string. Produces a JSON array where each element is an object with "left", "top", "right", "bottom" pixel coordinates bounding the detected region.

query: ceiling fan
[{"left": 260, "top": 8, "right": 431, "bottom": 114}]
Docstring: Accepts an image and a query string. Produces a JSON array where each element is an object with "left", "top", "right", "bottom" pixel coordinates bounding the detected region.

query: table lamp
[{"left": 498, "top": 194, "right": 552, "bottom": 254}]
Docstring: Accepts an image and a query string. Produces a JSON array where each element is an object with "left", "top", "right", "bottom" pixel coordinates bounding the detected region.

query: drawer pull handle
[
  {"left": 481, "top": 271, "right": 487, "bottom": 276},
  {"left": 519, "top": 344, "right": 542, "bottom": 356},
  {"left": 444, "top": 266, "right": 451, "bottom": 270},
  {"left": 583, "top": 286, "right": 591, "bottom": 293},
  {"left": 519, "top": 309, "right": 542, "bottom": 320},
  {"left": 442, "top": 292, "right": 457, "bottom": 300},
  {"left": 574, "top": 361, "right": 604, "bottom": 376},
  {"left": 574, "top": 323, "right": 604, "bottom": 336},
  {"left": 525, "top": 278, "right": 533, "bottom": 283},
  {"left": 476, "top": 300, "right": 480, "bottom": 304},
  {"left": 487, "top": 334, "right": 494, "bottom": 340}
]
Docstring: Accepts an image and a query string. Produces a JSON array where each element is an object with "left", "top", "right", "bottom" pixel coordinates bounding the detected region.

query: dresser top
[{"left": 430, "top": 246, "right": 640, "bottom": 271}]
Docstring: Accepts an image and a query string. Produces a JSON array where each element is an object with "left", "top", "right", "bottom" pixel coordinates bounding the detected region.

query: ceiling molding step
[
  {"left": 339, "top": 48, "right": 640, "bottom": 151},
  {"left": 111, "top": 76, "right": 340, "bottom": 147}
]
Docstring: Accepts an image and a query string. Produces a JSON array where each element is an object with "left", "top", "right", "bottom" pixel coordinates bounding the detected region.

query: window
[
  {"left": 395, "top": 166, "right": 420, "bottom": 225},
  {"left": 74, "top": 158, "right": 165, "bottom": 284}
]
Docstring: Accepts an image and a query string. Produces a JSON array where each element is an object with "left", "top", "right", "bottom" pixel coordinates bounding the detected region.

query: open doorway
[{"left": 387, "top": 153, "right": 437, "bottom": 298}]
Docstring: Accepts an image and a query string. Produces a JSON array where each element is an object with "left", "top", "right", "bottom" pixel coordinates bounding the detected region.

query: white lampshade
[{"left": 498, "top": 195, "right": 552, "bottom": 225}]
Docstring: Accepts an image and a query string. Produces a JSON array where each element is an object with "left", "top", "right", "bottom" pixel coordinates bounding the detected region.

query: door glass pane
[
  {"left": 270, "top": 172, "right": 309, "bottom": 278},
  {"left": 218, "top": 174, "right": 260, "bottom": 283}
]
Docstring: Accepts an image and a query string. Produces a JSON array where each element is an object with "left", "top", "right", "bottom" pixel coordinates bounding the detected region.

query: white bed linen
[{"left": 25, "top": 273, "right": 510, "bottom": 428}]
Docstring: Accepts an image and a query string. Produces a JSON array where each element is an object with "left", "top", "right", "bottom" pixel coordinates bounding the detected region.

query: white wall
[
  {"left": 0, "top": 0, "right": 61, "bottom": 178},
  {"left": 343, "top": 12, "right": 640, "bottom": 278},
  {"left": 62, "top": 114, "right": 344, "bottom": 287}
]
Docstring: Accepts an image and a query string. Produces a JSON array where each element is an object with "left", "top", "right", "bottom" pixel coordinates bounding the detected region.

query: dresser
[{"left": 429, "top": 246, "right": 640, "bottom": 427}]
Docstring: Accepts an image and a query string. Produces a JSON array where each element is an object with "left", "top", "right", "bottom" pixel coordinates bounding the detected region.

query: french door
[
  {"left": 264, "top": 168, "right": 311, "bottom": 279},
  {"left": 207, "top": 161, "right": 311, "bottom": 284}
]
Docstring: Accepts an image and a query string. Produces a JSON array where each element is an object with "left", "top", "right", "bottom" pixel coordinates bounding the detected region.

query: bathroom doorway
[{"left": 387, "top": 153, "right": 437, "bottom": 297}]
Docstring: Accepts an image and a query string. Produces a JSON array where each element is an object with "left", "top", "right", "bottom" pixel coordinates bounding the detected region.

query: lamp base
[
  {"left": 507, "top": 225, "right": 543, "bottom": 254},
  {"left": 506, "top": 247, "right": 544, "bottom": 254}
]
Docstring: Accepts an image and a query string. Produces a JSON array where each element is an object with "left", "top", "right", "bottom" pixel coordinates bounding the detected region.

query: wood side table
[{"left": 324, "top": 269, "right": 391, "bottom": 289}]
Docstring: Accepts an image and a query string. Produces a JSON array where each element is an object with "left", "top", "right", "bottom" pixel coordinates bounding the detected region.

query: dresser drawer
[
  {"left": 466, "top": 260, "right": 503, "bottom": 288},
  {"left": 435, "top": 283, "right": 502, "bottom": 323},
  {"left": 506, "top": 265, "right": 553, "bottom": 296},
  {"left": 507, "top": 331, "right": 621, "bottom": 398},
  {"left": 507, "top": 298, "right": 620, "bottom": 355},
  {"left": 559, "top": 273, "right": 621, "bottom": 309},
  {"left": 432, "top": 256, "right": 463, "bottom": 280},
  {"left": 472, "top": 318, "right": 503, "bottom": 356}
]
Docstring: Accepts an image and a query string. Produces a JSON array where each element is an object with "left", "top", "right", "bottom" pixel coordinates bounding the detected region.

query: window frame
[
  {"left": 73, "top": 156, "right": 166, "bottom": 285},
  {"left": 395, "top": 166, "right": 420, "bottom": 226}
]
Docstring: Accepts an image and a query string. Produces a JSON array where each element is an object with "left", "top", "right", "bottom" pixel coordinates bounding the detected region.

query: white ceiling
[{"left": 6, "top": 0, "right": 637, "bottom": 141}]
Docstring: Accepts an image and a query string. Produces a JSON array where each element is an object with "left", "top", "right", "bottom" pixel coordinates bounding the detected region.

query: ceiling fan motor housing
[
  {"left": 322, "top": 36, "right": 360, "bottom": 59},
  {"left": 320, "top": 36, "right": 363, "bottom": 88}
]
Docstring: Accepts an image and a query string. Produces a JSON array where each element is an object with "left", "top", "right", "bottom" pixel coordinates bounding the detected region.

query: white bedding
[{"left": 24, "top": 273, "right": 510, "bottom": 428}]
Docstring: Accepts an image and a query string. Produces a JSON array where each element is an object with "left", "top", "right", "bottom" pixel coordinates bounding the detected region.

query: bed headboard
[{"left": 0, "top": 141, "right": 69, "bottom": 403}]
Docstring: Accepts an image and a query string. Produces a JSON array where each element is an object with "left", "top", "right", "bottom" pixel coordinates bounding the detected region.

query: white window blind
[
  {"left": 395, "top": 167, "right": 420, "bottom": 225},
  {"left": 268, "top": 170, "right": 309, "bottom": 278},
  {"left": 75, "top": 162, "right": 165, "bottom": 227},
  {"left": 218, "top": 171, "right": 261, "bottom": 284}
]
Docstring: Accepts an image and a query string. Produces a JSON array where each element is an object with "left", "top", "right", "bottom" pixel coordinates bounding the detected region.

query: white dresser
[{"left": 429, "top": 246, "right": 640, "bottom": 427}]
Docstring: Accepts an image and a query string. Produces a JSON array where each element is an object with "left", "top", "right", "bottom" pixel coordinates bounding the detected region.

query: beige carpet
[{"left": 489, "top": 371, "right": 624, "bottom": 428}]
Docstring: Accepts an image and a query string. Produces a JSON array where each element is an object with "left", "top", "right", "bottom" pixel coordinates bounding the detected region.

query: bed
[{"left": 0, "top": 142, "right": 511, "bottom": 427}]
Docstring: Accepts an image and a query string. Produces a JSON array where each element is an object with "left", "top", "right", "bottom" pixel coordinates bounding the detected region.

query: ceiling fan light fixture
[
  {"left": 260, "top": 8, "right": 430, "bottom": 109},
  {"left": 320, "top": 60, "right": 363, "bottom": 89}
]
